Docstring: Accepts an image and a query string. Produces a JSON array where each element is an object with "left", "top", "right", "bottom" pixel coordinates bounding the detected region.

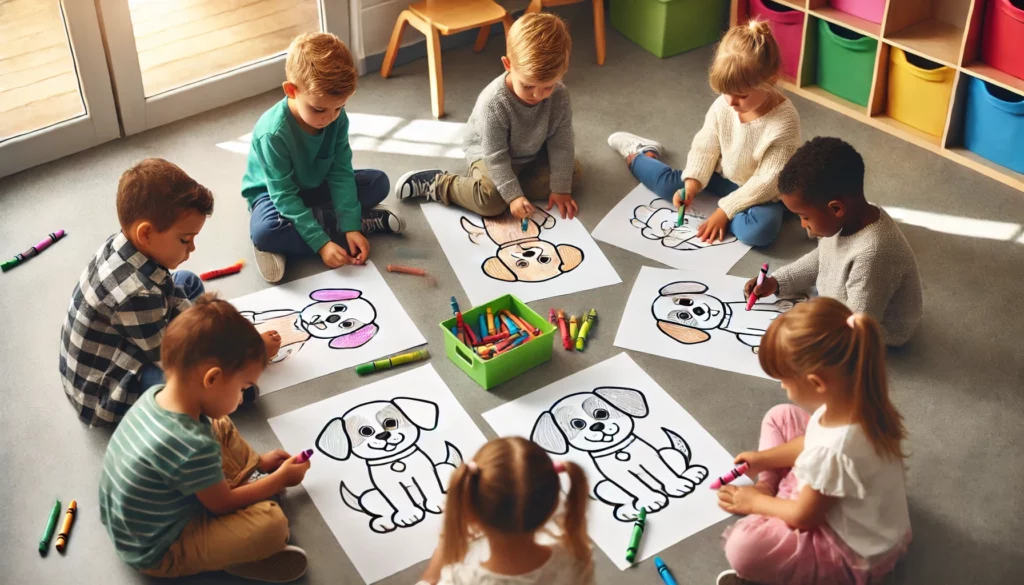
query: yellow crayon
[
  {"left": 569, "top": 314, "right": 579, "bottom": 341},
  {"left": 486, "top": 307, "right": 496, "bottom": 336},
  {"left": 575, "top": 309, "right": 597, "bottom": 351}
]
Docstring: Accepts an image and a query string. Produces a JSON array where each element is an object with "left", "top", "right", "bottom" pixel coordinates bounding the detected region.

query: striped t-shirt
[{"left": 99, "top": 386, "right": 224, "bottom": 569}]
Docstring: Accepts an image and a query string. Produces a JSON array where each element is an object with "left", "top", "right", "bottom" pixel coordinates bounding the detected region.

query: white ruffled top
[
  {"left": 438, "top": 538, "right": 594, "bottom": 585},
  {"left": 793, "top": 405, "right": 912, "bottom": 559}
]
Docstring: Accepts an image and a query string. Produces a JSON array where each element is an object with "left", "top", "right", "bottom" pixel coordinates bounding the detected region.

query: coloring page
[
  {"left": 421, "top": 203, "right": 621, "bottom": 306},
  {"left": 268, "top": 365, "right": 489, "bottom": 584},
  {"left": 615, "top": 267, "right": 808, "bottom": 379},
  {"left": 483, "top": 354, "right": 748, "bottom": 569},
  {"left": 229, "top": 262, "right": 425, "bottom": 393},
  {"left": 592, "top": 185, "right": 751, "bottom": 273}
]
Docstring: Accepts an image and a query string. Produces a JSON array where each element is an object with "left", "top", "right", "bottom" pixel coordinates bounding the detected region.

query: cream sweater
[{"left": 681, "top": 95, "right": 801, "bottom": 218}]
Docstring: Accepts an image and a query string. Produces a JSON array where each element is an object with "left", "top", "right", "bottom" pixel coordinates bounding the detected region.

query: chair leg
[
  {"left": 381, "top": 11, "right": 411, "bottom": 78},
  {"left": 593, "top": 0, "right": 606, "bottom": 65},
  {"left": 474, "top": 25, "right": 490, "bottom": 52},
  {"left": 425, "top": 26, "right": 444, "bottom": 118},
  {"left": 525, "top": 0, "right": 543, "bottom": 14},
  {"left": 502, "top": 14, "right": 514, "bottom": 38}
]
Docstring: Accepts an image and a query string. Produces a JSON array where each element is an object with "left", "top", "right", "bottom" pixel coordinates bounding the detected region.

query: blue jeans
[
  {"left": 629, "top": 154, "right": 785, "bottom": 247},
  {"left": 136, "top": 270, "right": 205, "bottom": 391},
  {"left": 249, "top": 169, "right": 390, "bottom": 256}
]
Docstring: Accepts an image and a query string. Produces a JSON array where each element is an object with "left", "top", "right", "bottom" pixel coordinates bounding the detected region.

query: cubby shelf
[
  {"left": 885, "top": 19, "right": 964, "bottom": 68},
  {"left": 809, "top": 6, "right": 882, "bottom": 38}
]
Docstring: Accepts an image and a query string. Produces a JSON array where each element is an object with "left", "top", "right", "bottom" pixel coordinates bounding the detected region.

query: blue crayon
[
  {"left": 450, "top": 296, "right": 460, "bottom": 316},
  {"left": 450, "top": 326, "right": 459, "bottom": 337},
  {"left": 654, "top": 557, "right": 678, "bottom": 585},
  {"left": 521, "top": 218, "right": 529, "bottom": 232},
  {"left": 478, "top": 314, "right": 487, "bottom": 341},
  {"left": 501, "top": 315, "right": 520, "bottom": 335}
]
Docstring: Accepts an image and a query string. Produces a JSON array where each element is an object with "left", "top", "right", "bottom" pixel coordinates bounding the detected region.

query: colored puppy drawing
[
  {"left": 460, "top": 209, "right": 584, "bottom": 282},
  {"left": 631, "top": 199, "right": 737, "bottom": 250}
]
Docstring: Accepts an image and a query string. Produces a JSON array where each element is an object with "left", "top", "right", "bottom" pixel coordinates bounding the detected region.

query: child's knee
[
  {"left": 724, "top": 528, "right": 776, "bottom": 581},
  {"left": 249, "top": 502, "right": 289, "bottom": 556},
  {"left": 476, "top": 181, "right": 508, "bottom": 217},
  {"left": 359, "top": 170, "right": 391, "bottom": 203},
  {"left": 734, "top": 222, "right": 780, "bottom": 247},
  {"left": 763, "top": 404, "right": 803, "bottom": 428}
]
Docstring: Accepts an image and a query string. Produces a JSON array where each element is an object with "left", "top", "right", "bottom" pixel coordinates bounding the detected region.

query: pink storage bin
[
  {"left": 983, "top": 0, "right": 1024, "bottom": 81},
  {"left": 829, "top": 0, "right": 886, "bottom": 24},
  {"left": 750, "top": 0, "right": 805, "bottom": 79}
]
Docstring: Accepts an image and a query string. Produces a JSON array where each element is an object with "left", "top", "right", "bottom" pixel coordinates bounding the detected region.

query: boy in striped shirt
[{"left": 100, "top": 295, "right": 309, "bottom": 582}]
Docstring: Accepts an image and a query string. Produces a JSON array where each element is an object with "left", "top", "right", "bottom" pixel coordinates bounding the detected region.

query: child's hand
[
  {"left": 697, "top": 208, "right": 730, "bottom": 243},
  {"left": 718, "top": 485, "right": 764, "bottom": 516},
  {"left": 743, "top": 276, "right": 779, "bottom": 299},
  {"left": 274, "top": 456, "right": 310, "bottom": 488},
  {"left": 546, "top": 193, "right": 578, "bottom": 220},
  {"left": 318, "top": 241, "right": 352, "bottom": 268},
  {"left": 345, "top": 232, "right": 370, "bottom": 265},
  {"left": 258, "top": 449, "right": 291, "bottom": 473},
  {"left": 734, "top": 451, "right": 765, "bottom": 477},
  {"left": 509, "top": 196, "right": 536, "bottom": 219},
  {"left": 673, "top": 178, "right": 701, "bottom": 209},
  {"left": 261, "top": 330, "right": 282, "bottom": 359}
]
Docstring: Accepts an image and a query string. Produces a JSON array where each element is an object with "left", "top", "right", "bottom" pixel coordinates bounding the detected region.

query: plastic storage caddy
[
  {"left": 816, "top": 20, "right": 878, "bottom": 106},
  {"left": 610, "top": 0, "right": 728, "bottom": 58},
  {"left": 440, "top": 295, "right": 556, "bottom": 390},
  {"left": 750, "top": 0, "right": 805, "bottom": 79},
  {"left": 983, "top": 0, "right": 1024, "bottom": 81},
  {"left": 964, "top": 77, "right": 1024, "bottom": 174},
  {"left": 887, "top": 48, "right": 955, "bottom": 136}
]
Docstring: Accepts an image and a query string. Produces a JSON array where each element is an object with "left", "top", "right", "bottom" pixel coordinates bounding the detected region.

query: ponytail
[
  {"left": 560, "top": 461, "right": 591, "bottom": 562},
  {"left": 847, "top": 313, "right": 907, "bottom": 460},
  {"left": 439, "top": 463, "right": 476, "bottom": 565}
]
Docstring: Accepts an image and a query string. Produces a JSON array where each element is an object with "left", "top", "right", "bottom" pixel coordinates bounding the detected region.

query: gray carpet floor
[{"left": 2, "top": 5, "right": 1022, "bottom": 584}]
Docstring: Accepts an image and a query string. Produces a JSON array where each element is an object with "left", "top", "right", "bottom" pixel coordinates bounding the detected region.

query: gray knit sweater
[
  {"left": 463, "top": 73, "right": 575, "bottom": 203},
  {"left": 774, "top": 207, "right": 923, "bottom": 346}
]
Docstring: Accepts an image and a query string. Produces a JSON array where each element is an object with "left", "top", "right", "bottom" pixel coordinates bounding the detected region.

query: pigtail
[
  {"left": 848, "top": 314, "right": 908, "bottom": 460},
  {"left": 559, "top": 461, "right": 591, "bottom": 562},
  {"left": 439, "top": 463, "right": 476, "bottom": 565}
]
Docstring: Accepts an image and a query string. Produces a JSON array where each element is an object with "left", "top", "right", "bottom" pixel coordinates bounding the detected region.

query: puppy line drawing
[
  {"left": 531, "top": 387, "right": 708, "bottom": 522},
  {"left": 316, "top": 397, "right": 463, "bottom": 533},
  {"left": 631, "top": 199, "right": 738, "bottom": 250},
  {"left": 652, "top": 281, "right": 807, "bottom": 353},
  {"left": 460, "top": 208, "right": 583, "bottom": 283}
]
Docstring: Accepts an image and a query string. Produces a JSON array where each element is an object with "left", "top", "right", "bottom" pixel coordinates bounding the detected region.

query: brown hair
[
  {"left": 709, "top": 19, "right": 782, "bottom": 95},
  {"left": 116, "top": 158, "right": 214, "bottom": 232},
  {"left": 286, "top": 32, "right": 357, "bottom": 97},
  {"left": 506, "top": 13, "right": 572, "bottom": 82},
  {"left": 161, "top": 293, "right": 268, "bottom": 376},
  {"left": 759, "top": 298, "right": 907, "bottom": 460},
  {"left": 440, "top": 437, "right": 589, "bottom": 564}
]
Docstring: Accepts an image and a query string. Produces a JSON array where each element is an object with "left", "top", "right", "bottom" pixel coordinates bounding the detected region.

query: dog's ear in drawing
[
  {"left": 460, "top": 216, "right": 487, "bottom": 244},
  {"left": 316, "top": 417, "right": 351, "bottom": 461},
  {"left": 659, "top": 281, "right": 708, "bottom": 296},
  {"left": 393, "top": 397, "right": 439, "bottom": 430},
  {"left": 531, "top": 411, "right": 569, "bottom": 455},
  {"left": 556, "top": 244, "right": 583, "bottom": 273},
  {"left": 328, "top": 324, "right": 379, "bottom": 349},
  {"left": 310, "top": 289, "right": 362, "bottom": 302},
  {"left": 482, "top": 257, "right": 517, "bottom": 282},
  {"left": 657, "top": 320, "right": 712, "bottom": 344},
  {"left": 593, "top": 387, "right": 649, "bottom": 417}
]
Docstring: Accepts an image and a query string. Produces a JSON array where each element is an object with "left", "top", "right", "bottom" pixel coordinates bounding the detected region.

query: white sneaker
[
  {"left": 225, "top": 545, "right": 307, "bottom": 583},
  {"left": 608, "top": 131, "right": 663, "bottom": 159},
  {"left": 253, "top": 247, "right": 286, "bottom": 284},
  {"left": 395, "top": 169, "right": 442, "bottom": 201},
  {"left": 361, "top": 205, "right": 406, "bottom": 234},
  {"left": 716, "top": 570, "right": 749, "bottom": 585}
]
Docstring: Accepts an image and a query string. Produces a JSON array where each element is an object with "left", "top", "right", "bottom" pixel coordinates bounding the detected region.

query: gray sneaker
[
  {"left": 607, "top": 131, "right": 663, "bottom": 159},
  {"left": 253, "top": 247, "right": 286, "bottom": 283},
  {"left": 395, "top": 169, "right": 442, "bottom": 201},
  {"left": 225, "top": 545, "right": 307, "bottom": 583},
  {"left": 361, "top": 205, "right": 405, "bottom": 234}
]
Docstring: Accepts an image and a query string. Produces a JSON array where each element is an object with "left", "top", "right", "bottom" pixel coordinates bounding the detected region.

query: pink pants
[{"left": 722, "top": 404, "right": 909, "bottom": 585}]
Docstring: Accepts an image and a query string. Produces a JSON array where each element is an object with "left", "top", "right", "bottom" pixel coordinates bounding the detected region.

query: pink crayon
[
  {"left": 295, "top": 449, "right": 314, "bottom": 464},
  {"left": 710, "top": 462, "right": 749, "bottom": 489},
  {"left": 746, "top": 263, "right": 769, "bottom": 311}
]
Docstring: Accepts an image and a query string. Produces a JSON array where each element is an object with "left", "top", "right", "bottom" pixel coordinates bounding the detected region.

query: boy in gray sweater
[
  {"left": 393, "top": 13, "right": 582, "bottom": 220},
  {"left": 745, "top": 137, "right": 922, "bottom": 346}
]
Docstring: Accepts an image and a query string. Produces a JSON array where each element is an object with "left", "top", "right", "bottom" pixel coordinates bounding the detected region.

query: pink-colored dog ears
[
  {"left": 328, "top": 324, "right": 379, "bottom": 349},
  {"left": 310, "top": 289, "right": 362, "bottom": 302}
]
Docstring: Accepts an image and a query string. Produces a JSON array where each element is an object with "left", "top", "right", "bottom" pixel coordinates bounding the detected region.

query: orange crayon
[
  {"left": 55, "top": 500, "right": 77, "bottom": 553},
  {"left": 387, "top": 264, "right": 427, "bottom": 276}
]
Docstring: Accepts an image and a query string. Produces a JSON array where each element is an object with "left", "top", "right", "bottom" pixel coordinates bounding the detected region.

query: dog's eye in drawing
[
  {"left": 673, "top": 297, "right": 694, "bottom": 306},
  {"left": 341, "top": 319, "right": 355, "bottom": 328},
  {"left": 359, "top": 426, "right": 375, "bottom": 437},
  {"left": 570, "top": 418, "right": 587, "bottom": 430},
  {"left": 673, "top": 311, "right": 693, "bottom": 321},
  {"left": 593, "top": 408, "right": 609, "bottom": 420},
  {"left": 382, "top": 418, "right": 398, "bottom": 430},
  {"left": 538, "top": 255, "right": 551, "bottom": 264},
  {"left": 516, "top": 260, "right": 529, "bottom": 268},
  {"left": 330, "top": 304, "right": 347, "bottom": 313}
]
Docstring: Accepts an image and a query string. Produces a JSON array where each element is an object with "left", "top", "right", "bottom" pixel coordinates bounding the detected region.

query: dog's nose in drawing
[
  {"left": 327, "top": 315, "right": 341, "bottom": 323},
  {"left": 590, "top": 422, "right": 605, "bottom": 432},
  {"left": 522, "top": 250, "right": 536, "bottom": 258},
  {"left": 693, "top": 307, "right": 706, "bottom": 317},
  {"left": 375, "top": 431, "right": 391, "bottom": 440}
]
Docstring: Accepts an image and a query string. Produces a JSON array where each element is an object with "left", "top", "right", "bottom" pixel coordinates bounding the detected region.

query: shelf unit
[{"left": 731, "top": 0, "right": 1024, "bottom": 192}]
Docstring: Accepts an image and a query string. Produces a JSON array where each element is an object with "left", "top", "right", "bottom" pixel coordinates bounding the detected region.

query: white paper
[
  {"left": 592, "top": 185, "right": 752, "bottom": 272},
  {"left": 615, "top": 267, "right": 808, "bottom": 379},
  {"left": 421, "top": 203, "right": 621, "bottom": 306},
  {"left": 268, "top": 365, "right": 489, "bottom": 584},
  {"left": 483, "top": 353, "right": 749, "bottom": 569},
  {"left": 229, "top": 262, "right": 426, "bottom": 393}
]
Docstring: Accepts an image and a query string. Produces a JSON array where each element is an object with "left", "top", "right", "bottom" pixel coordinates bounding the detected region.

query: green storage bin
[
  {"left": 440, "top": 295, "right": 556, "bottom": 390},
  {"left": 610, "top": 0, "right": 729, "bottom": 58},
  {"left": 816, "top": 19, "right": 877, "bottom": 107}
]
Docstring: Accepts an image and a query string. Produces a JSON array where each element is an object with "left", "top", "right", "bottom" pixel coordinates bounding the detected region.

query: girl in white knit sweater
[{"left": 608, "top": 20, "right": 801, "bottom": 247}]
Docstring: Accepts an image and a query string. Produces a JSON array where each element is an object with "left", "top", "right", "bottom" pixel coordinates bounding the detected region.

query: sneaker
[
  {"left": 225, "top": 545, "right": 307, "bottom": 583},
  {"left": 607, "top": 131, "right": 663, "bottom": 159},
  {"left": 253, "top": 247, "right": 286, "bottom": 284},
  {"left": 716, "top": 570, "right": 751, "bottom": 585},
  {"left": 362, "top": 205, "right": 405, "bottom": 235},
  {"left": 395, "top": 169, "right": 442, "bottom": 201}
]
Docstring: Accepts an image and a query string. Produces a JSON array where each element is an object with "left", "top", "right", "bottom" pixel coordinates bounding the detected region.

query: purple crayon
[
  {"left": 710, "top": 462, "right": 749, "bottom": 489},
  {"left": 294, "top": 449, "right": 314, "bottom": 463}
]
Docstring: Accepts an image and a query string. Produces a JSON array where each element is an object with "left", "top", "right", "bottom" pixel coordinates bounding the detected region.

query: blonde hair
[
  {"left": 506, "top": 13, "right": 572, "bottom": 82},
  {"left": 440, "top": 437, "right": 590, "bottom": 565},
  {"left": 759, "top": 298, "right": 907, "bottom": 460},
  {"left": 285, "top": 32, "right": 357, "bottom": 97},
  {"left": 709, "top": 19, "right": 782, "bottom": 94}
]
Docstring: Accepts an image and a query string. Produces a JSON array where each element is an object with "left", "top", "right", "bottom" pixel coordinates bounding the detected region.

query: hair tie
[
  {"left": 846, "top": 314, "right": 857, "bottom": 329},
  {"left": 465, "top": 461, "right": 479, "bottom": 475},
  {"left": 553, "top": 461, "right": 566, "bottom": 474}
]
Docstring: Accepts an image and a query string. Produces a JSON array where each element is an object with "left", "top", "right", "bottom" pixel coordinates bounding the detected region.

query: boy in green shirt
[{"left": 244, "top": 32, "right": 404, "bottom": 283}]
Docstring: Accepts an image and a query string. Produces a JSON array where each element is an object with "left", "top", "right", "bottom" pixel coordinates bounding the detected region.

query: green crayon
[
  {"left": 625, "top": 507, "right": 647, "bottom": 563},
  {"left": 355, "top": 348, "right": 429, "bottom": 375},
  {"left": 39, "top": 498, "right": 61, "bottom": 554},
  {"left": 575, "top": 309, "right": 597, "bottom": 351}
]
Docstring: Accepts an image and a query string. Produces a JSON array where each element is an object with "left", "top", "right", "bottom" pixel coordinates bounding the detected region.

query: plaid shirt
[{"left": 59, "top": 232, "right": 192, "bottom": 426}]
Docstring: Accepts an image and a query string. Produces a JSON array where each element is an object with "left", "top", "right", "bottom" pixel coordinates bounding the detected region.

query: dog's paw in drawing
[{"left": 394, "top": 505, "right": 426, "bottom": 528}]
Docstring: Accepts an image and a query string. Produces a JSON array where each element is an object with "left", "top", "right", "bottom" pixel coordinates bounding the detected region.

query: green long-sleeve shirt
[{"left": 241, "top": 97, "right": 360, "bottom": 252}]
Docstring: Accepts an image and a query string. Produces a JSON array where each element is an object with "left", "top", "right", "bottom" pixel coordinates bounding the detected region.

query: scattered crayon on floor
[
  {"left": 200, "top": 259, "right": 245, "bottom": 281},
  {"left": 356, "top": 348, "right": 430, "bottom": 375},
  {"left": 39, "top": 498, "right": 61, "bottom": 554},
  {"left": 569, "top": 314, "right": 579, "bottom": 341},
  {"left": 576, "top": 309, "right": 597, "bottom": 351},
  {"left": 55, "top": 500, "right": 77, "bottom": 553},
  {"left": 2, "top": 229, "right": 66, "bottom": 273},
  {"left": 386, "top": 264, "right": 427, "bottom": 276}
]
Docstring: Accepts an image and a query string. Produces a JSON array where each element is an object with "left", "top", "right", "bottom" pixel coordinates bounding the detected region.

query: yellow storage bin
[{"left": 886, "top": 48, "right": 954, "bottom": 137}]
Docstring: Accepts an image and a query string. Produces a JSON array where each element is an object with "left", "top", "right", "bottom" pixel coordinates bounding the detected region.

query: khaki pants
[
  {"left": 436, "top": 150, "right": 583, "bottom": 217},
  {"left": 142, "top": 417, "right": 289, "bottom": 578}
]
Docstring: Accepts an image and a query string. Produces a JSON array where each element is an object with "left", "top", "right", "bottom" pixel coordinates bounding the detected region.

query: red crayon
[
  {"left": 482, "top": 331, "right": 510, "bottom": 344},
  {"left": 494, "top": 333, "right": 521, "bottom": 352},
  {"left": 200, "top": 260, "right": 245, "bottom": 281},
  {"left": 710, "top": 462, "right": 749, "bottom": 489},
  {"left": 387, "top": 264, "right": 427, "bottom": 276},
  {"left": 295, "top": 449, "right": 314, "bottom": 463},
  {"left": 557, "top": 310, "right": 571, "bottom": 350}
]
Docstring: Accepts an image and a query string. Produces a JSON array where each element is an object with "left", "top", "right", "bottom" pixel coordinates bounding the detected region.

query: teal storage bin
[
  {"left": 610, "top": 0, "right": 729, "bottom": 58},
  {"left": 816, "top": 20, "right": 877, "bottom": 106},
  {"left": 964, "top": 77, "right": 1024, "bottom": 174}
]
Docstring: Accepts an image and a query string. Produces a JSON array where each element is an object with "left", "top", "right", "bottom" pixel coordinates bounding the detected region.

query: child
[
  {"left": 394, "top": 13, "right": 582, "bottom": 221},
  {"left": 607, "top": 20, "right": 800, "bottom": 247},
  {"left": 60, "top": 158, "right": 215, "bottom": 427},
  {"left": 716, "top": 298, "right": 911, "bottom": 585},
  {"left": 100, "top": 295, "right": 310, "bottom": 582},
  {"left": 744, "top": 137, "right": 923, "bottom": 346},
  {"left": 244, "top": 32, "right": 405, "bottom": 283},
  {"left": 417, "top": 437, "right": 593, "bottom": 585}
]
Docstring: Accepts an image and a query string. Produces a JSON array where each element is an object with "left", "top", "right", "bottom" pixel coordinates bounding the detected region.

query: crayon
[
  {"left": 746, "top": 263, "right": 769, "bottom": 311},
  {"left": 387, "top": 264, "right": 427, "bottom": 276},
  {"left": 463, "top": 323, "right": 479, "bottom": 346},
  {"left": 710, "top": 462, "right": 750, "bottom": 489},
  {"left": 549, "top": 308, "right": 556, "bottom": 324},
  {"left": 478, "top": 345, "right": 495, "bottom": 359},
  {"left": 575, "top": 309, "right": 596, "bottom": 351},
  {"left": 450, "top": 296, "right": 460, "bottom": 316},
  {"left": 486, "top": 307, "right": 496, "bottom": 335},
  {"left": 200, "top": 260, "right": 244, "bottom": 281},
  {"left": 356, "top": 348, "right": 430, "bottom": 375},
  {"left": 676, "top": 187, "right": 687, "bottom": 227},
  {"left": 569, "top": 314, "right": 579, "bottom": 341},
  {"left": 295, "top": 449, "right": 314, "bottom": 463},
  {"left": 654, "top": 557, "right": 678, "bottom": 585},
  {"left": 55, "top": 500, "right": 77, "bottom": 553},
  {"left": 501, "top": 315, "right": 520, "bottom": 336},
  {"left": 478, "top": 314, "right": 488, "bottom": 341},
  {"left": 521, "top": 218, "right": 529, "bottom": 232},
  {"left": 494, "top": 333, "right": 521, "bottom": 352},
  {"left": 557, "top": 310, "right": 571, "bottom": 350},
  {"left": 39, "top": 498, "right": 61, "bottom": 554},
  {"left": 625, "top": 507, "right": 646, "bottom": 563},
  {"left": 450, "top": 326, "right": 459, "bottom": 337},
  {"left": 2, "top": 229, "right": 66, "bottom": 272},
  {"left": 482, "top": 331, "right": 510, "bottom": 344},
  {"left": 503, "top": 310, "right": 539, "bottom": 336}
]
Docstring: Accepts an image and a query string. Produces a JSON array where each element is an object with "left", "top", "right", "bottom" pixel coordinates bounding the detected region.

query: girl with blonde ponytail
[
  {"left": 715, "top": 297, "right": 911, "bottom": 585},
  {"left": 417, "top": 437, "right": 593, "bottom": 585}
]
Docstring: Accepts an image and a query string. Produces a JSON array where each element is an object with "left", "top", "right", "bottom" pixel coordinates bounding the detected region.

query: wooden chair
[
  {"left": 525, "top": 0, "right": 606, "bottom": 65},
  {"left": 381, "top": 0, "right": 513, "bottom": 118}
]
